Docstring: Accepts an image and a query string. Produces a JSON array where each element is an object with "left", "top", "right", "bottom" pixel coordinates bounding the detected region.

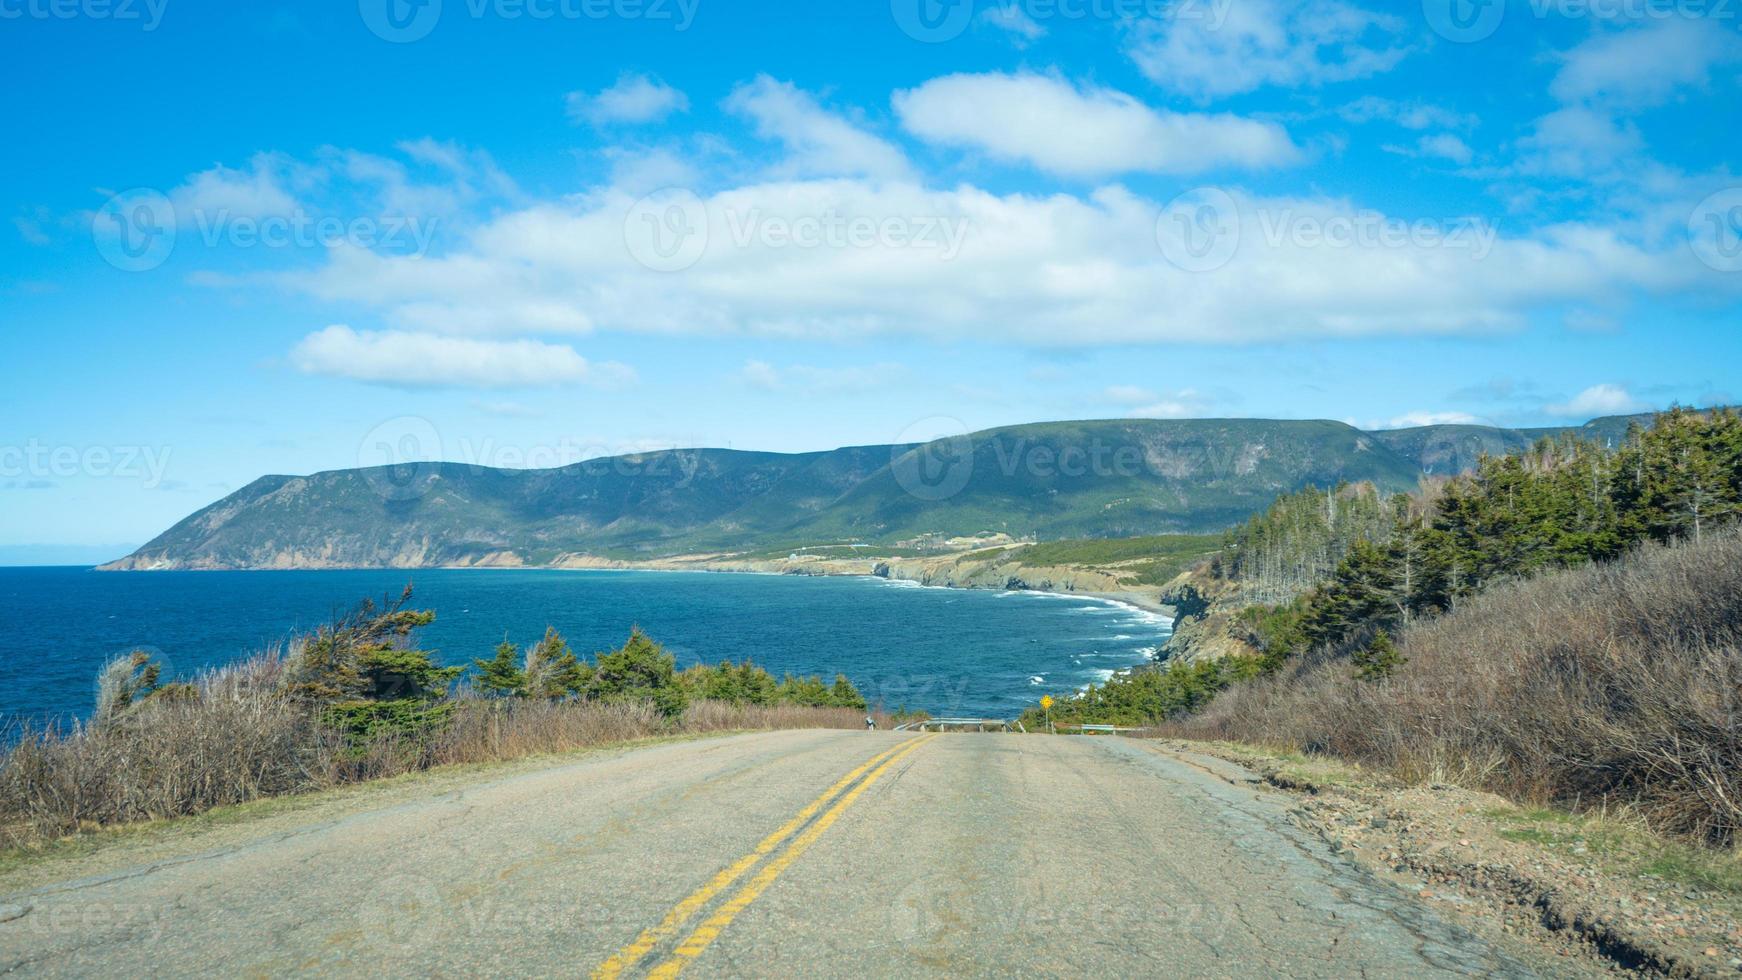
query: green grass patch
[
  {"left": 1006, "top": 534, "right": 1219, "bottom": 584},
  {"left": 1485, "top": 805, "right": 1742, "bottom": 897}
]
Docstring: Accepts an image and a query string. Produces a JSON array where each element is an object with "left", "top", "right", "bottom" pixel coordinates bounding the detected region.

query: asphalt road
[{"left": 0, "top": 730, "right": 1551, "bottom": 978}]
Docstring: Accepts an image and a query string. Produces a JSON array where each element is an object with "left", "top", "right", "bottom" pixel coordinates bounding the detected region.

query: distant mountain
[{"left": 102, "top": 413, "right": 1659, "bottom": 570}]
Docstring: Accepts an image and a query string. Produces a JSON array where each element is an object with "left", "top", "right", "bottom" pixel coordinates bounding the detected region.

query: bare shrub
[
  {"left": 1162, "top": 528, "right": 1742, "bottom": 845},
  {"left": 0, "top": 669, "right": 880, "bottom": 848}
]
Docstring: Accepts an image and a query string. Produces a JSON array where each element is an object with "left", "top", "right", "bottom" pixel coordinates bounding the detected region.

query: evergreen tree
[
  {"left": 523, "top": 627, "right": 589, "bottom": 699},
  {"left": 472, "top": 637, "right": 526, "bottom": 696},
  {"left": 587, "top": 628, "right": 688, "bottom": 717},
  {"left": 1352, "top": 629, "right": 1405, "bottom": 681},
  {"left": 280, "top": 587, "right": 461, "bottom": 740}
]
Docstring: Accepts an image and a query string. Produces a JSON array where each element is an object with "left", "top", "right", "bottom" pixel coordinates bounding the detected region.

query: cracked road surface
[{"left": 0, "top": 730, "right": 1549, "bottom": 977}]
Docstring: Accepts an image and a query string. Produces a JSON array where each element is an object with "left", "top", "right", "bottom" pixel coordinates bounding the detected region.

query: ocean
[{"left": 0, "top": 566, "right": 1172, "bottom": 725}]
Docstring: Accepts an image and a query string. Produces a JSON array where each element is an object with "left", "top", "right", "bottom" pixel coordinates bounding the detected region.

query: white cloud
[
  {"left": 1546, "top": 383, "right": 1647, "bottom": 418},
  {"left": 1339, "top": 96, "right": 1477, "bottom": 131},
  {"left": 567, "top": 73, "right": 689, "bottom": 125},
  {"left": 1369, "top": 411, "right": 1483, "bottom": 429},
  {"left": 1104, "top": 385, "right": 1212, "bottom": 419},
  {"left": 740, "top": 360, "right": 781, "bottom": 389},
  {"left": 1104, "top": 385, "right": 1157, "bottom": 404},
  {"left": 470, "top": 399, "right": 545, "bottom": 418},
  {"left": 738, "top": 359, "right": 905, "bottom": 394},
  {"left": 1517, "top": 107, "right": 1643, "bottom": 178},
  {"left": 893, "top": 73, "right": 1300, "bottom": 178},
  {"left": 13, "top": 214, "right": 51, "bottom": 246},
  {"left": 599, "top": 146, "right": 704, "bottom": 195},
  {"left": 1551, "top": 19, "right": 1742, "bottom": 110},
  {"left": 1128, "top": 0, "right": 1410, "bottom": 99},
  {"left": 1516, "top": 21, "right": 1741, "bottom": 181},
  {"left": 1385, "top": 133, "right": 1473, "bottom": 165},
  {"left": 290, "top": 326, "right": 634, "bottom": 389},
  {"left": 980, "top": 5, "right": 1045, "bottom": 45},
  {"left": 173, "top": 155, "right": 299, "bottom": 218},
  {"left": 1564, "top": 308, "right": 1621, "bottom": 333},
  {"left": 725, "top": 75, "right": 912, "bottom": 180},
  {"left": 282, "top": 178, "right": 1725, "bottom": 350}
]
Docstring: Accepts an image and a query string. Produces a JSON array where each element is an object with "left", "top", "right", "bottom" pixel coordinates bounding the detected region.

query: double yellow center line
[{"left": 592, "top": 734, "right": 935, "bottom": 979}]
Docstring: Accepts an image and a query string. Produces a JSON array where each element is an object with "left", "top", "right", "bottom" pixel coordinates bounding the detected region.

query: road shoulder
[{"left": 1138, "top": 738, "right": 1742, "bottom": 978}]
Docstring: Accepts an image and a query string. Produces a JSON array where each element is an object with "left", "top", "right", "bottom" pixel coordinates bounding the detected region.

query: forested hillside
[{"left": 103, "top": 414, "right": 1652, "bottom": 571}]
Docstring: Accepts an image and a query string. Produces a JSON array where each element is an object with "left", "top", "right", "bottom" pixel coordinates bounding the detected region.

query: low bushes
[{"left": 1161, "top": 528, "right": 1742, "bottom": 846}]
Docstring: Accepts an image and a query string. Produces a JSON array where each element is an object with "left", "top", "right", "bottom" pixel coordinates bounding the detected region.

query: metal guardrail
[
  {"left": 1057, "top": 724, "right": 1150, "bottom": 734},
  {"left": 894, "top": 717, "right": 1024, "bottom": 733}
]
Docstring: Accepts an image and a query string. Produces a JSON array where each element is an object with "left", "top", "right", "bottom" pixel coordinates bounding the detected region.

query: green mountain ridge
[{"left": 102, "top": 413, "right": 1658, "bottom": 570}]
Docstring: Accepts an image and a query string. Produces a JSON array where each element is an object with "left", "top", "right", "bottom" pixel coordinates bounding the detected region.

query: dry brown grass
[
  {"left": 0, "top": 655, "right": 881, "bottom": 849},
  {"left": 1161, "top": 527, "right": 1742, "bottom": 845}
]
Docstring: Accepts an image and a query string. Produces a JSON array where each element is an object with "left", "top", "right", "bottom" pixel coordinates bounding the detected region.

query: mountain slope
[{"left": 103, "top": 414, "right": 1652, "bottom": 570}]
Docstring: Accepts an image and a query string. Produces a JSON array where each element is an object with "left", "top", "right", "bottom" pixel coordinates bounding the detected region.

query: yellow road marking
[
  {"left": 646, "top": 734, "right": 936, "bottom": 978},
  {"left": 591, "top": 736, "right": 923, "bottom": 979}
]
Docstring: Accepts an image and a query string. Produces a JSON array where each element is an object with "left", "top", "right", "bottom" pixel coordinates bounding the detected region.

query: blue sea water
[{"left": 0, "top": 567, "right": 1170, "bottom": 725}]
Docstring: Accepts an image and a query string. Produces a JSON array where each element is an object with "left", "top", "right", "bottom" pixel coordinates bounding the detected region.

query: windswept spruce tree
[
  {"left": 472, "top": 628, "right": 590, "bottom": 699},
  {"left": 585, "top": 628, "right": 689, "bottom": 717},
  {"left": 280, "top": 586, "right": 464, "bottom": 740}
]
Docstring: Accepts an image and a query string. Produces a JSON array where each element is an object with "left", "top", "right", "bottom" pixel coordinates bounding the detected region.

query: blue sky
[{"left": 3, "top": 0, "right": 1741, "bottom": 559}]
